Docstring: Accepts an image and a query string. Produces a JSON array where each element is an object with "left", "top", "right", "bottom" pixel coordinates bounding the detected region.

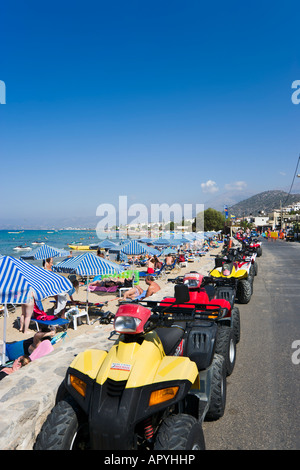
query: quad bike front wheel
[
  {"left": 236, "top": 279, "right": 252, "bottom": 304},
  {"left": 205, "top": 353, "right": 227, "bottom": 421},
  {"left": 154, "top": 413, "right": 205, "bottom": 450},
  {"left": 34, "top": 395, "right": 90, "bottom": 450}
]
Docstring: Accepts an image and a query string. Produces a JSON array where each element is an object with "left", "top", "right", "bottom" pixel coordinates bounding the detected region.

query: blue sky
[{"left": 1, "top": 0, "right": 300, "bottom": 224}]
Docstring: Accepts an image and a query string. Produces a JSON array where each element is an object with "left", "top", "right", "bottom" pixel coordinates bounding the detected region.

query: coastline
[{"left": 0, "top": 245, "right": 222, "bottom": 346}]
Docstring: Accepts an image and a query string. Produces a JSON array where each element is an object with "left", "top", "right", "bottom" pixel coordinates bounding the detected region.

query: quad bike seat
[{"left": 156, "top": 322, "right": 186, "bottom": 355}]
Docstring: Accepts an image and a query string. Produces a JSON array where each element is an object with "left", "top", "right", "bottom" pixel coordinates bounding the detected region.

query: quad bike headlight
[
  {"left": 114, "top": 315, "right": 142, "bottom": 333},
  {"left": 222, "top": 263, "right": 231, "bottom": 276}
]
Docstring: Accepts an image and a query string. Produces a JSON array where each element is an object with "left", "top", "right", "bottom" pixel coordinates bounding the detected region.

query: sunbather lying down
[
  {"left": 123, "top": 276, "right": 161, "bottom": 300},
  {"left": 0, "top": 329, "right": 56, "bottom": 381},
  {"left": 88, "top": 277, "right": 133, "bottom": 289}
]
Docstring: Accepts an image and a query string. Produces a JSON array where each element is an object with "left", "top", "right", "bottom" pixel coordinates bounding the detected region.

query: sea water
[{"left": 0, "top": 229, "right": 122, "bottom": 258}]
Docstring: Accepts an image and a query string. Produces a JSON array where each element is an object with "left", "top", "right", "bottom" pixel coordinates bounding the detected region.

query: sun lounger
[
  {"left": 17, "top": 315, "right": 70, "bottom": 332},
  {"left": 139, "top": 264, "right": 166, "bottom": 280}
]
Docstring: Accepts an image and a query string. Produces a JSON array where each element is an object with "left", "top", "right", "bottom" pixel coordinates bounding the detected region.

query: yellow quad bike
[
  {"left": 34, "top": 285, "right": 227, "bottom": 451},
  {"left": 210, "top": 256, "right": 253, "bottom": 304}
]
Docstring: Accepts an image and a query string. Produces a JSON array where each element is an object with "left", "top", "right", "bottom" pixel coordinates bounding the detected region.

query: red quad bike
[
  {"left": 238, "top": 235, "right": 262, "bottom": 258},
  {"left": 167, "top": 272, "right": 239, "bottom": 376}
]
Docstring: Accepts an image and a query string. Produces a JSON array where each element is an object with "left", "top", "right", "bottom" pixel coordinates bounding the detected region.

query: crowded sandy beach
[{"left": 1, "top": 242, "right": 223, "bottom": 346}]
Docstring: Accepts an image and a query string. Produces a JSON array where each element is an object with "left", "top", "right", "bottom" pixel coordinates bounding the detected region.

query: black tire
[
  {"left": 237, "top": 279, "right": 252, "bottom": 304},
  {"left": 249, "top": 264, "right": 255, "bottom": 278},
  {"left": 215, "top": 326, "right": 236, "bottom": 376},
  {"left": 34, "top": 395, "right": 89, "bottom": 450},
  {"left": 154, "top": 414, "right": 205, "bottom": 450},
  {"left": 231, "top": 307, "right": 241, "bottom": 343},
  {"left": 205, "top": 354, "right": 226, "bottom": 421},
  {"left": 253, "top": 261, "right": 258, "bottom": 276},
  {"left": 256, "top": 247, "right": 262, "bottom": 257}
]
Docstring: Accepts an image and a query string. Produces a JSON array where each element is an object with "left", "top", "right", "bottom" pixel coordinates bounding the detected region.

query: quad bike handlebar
[{"left": 138, "top": 298, "right": 228, "bottom": 333}]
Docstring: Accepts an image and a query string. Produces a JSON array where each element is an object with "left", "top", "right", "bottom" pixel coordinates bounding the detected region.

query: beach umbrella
[
  {"left": 159, "top": 247, "right": 177, "bottom": 256},
  {"left": 151, "top": 238, "right": 170, "bottom": 246},
  {"left": 20, "top": 244, "right": 70, "bottom": 260},
  {"left": 52, "top": 252, "right": 124, "bottom": 277},
  {"left": 168, "top": 237, "right": 191, "bottom": 246},
  {"left": 0, "top": 256, "right": 73, "bottom": 365},
  {"left": 120, "top": 240, "right": 149, "bottom": 255},
  {"left": 142, "top": 245, "right": 161, "bottom": 256},
  {"left": 97, "top": 239, "right": 118, "bottom": 249},
  {"left": 138, "top": 237, "right": 154, "bottom": 244},
  {"left": 52, "top": 252, "right": 124, "bottom": 313}
]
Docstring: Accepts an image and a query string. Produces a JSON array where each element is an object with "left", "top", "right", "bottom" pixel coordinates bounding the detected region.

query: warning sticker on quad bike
[{"left": 110, "top": 362, "right": 131, "bottom": 371}]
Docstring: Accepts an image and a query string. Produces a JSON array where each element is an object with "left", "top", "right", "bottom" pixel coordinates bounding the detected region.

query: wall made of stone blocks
[{"left": 0, "top": 325, "right": 114, "bottom": 450}]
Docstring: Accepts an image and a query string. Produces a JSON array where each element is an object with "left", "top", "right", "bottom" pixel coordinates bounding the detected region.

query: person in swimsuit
[
  {"left": 5, "top": 329, "right": 56, "bottom": 361},
  {"left": 122, "top": 276, "right": 161, "bottom": 300},
  {"left": 0, "top": 329, "right": 55, "bottom": 381}
]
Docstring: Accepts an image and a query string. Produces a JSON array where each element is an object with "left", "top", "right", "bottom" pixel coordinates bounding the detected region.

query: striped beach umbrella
[
  {"left": 20, "top": 244, "right": 70, "bottom": 260},
  {"left": 0, "top": 256, "right": 73, "bottom": 304},
  {"left": 52, "top": 252, "right": 124, "bottom": 276},
  {"left": 120, "top": 240, "right": 148, "bottom": 255},
  {"left": 52, "top": 252, "right": 124, "bottom": 315},
  {"left": 0, "top": 256, "right": 73, "bottom": 364},
  {"left": 97, "top": 239, "right": 118, "bottom": 249},
  {"left": 151, "top": 238, "right": 170, "bottom": 246}
]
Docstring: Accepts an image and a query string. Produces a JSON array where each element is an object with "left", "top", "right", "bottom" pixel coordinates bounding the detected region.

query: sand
[{"left": 0, "top": 246, "right": 222, "bottom": 346}]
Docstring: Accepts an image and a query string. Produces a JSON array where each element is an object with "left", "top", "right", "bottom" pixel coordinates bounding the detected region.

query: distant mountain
[
  {"left": 228, "top": 190, "right": 300, "bottom": 217},
  {"left": 203, "top": 190, "right": 255, "bottom": 212}
]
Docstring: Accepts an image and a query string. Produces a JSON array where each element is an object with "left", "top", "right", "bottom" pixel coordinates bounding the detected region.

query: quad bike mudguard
[{"left": 65, "top": 330, "right": 198, "bottom": 450}]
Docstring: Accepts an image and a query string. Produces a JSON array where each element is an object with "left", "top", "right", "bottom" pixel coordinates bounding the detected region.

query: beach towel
[
  {"left": 51, "top": 331, "right": 68, "bottom": 345},
  {"left": 33, "top": 302, "right": 57, "bottom": 321},
  {"left": 29, "top": 340, "right": 54, "bottom": 361},
  {"left": 88, "top": 285, "right": 118, "bottom": 293}
]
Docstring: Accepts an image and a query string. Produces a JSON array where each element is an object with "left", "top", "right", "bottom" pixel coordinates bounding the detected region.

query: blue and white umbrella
[
  {"left": 52, "top": 252, "right": 124, "bottom": 277},
  {"left": 151, "top": 238, "right": 170, "bottom": 246},
  {"left": 142, "top": 245, "right": 161, "bottom": 256},
  {"left": 0, "top": 256, "right": 73, "bottom": 304},
  {"left": 20, "top": 244, "right": 70, "bottom": 260},
  {"left": 138, "top": 237, "right": 154, "bottom": 244},
  {"left": 120, "top": 240, "right": 148, "bottom": 255},
  {"left": 159, "top": 247, "right": 177, "bottom": 256},
  {"left": 97, "top": 239, "right": 118, "bottom": 249},
  {"left": 52, "top": 252, "right": 124, "bottom": 313},
  {"left": 0, "top": 256, "right": 73, "bottom": 364}
]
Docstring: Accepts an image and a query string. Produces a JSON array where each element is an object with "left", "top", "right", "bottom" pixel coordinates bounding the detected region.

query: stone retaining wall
[{"left": 0, "top": 325, "right": 114, "bottom": 450}]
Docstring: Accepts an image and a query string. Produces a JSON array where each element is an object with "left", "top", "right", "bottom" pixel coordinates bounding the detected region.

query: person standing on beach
[
  {"left": 19, "top": 291, "right": 34, "bottom": 334},
  {"left": 43, "top": 258, "right": 53, "bottom": 270}
]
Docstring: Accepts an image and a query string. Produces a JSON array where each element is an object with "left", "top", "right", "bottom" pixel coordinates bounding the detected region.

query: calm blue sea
[
  {"left": 0, "top": 230, "right": 137, "bottom": 266},
  {"left": 0, "top": 230, "right": 101, "bottom": 258}
]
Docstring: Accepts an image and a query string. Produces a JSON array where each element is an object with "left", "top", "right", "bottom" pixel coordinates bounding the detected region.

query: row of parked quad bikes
[{"left": 35, "top": 236, "right": 262, "bottom": 451}]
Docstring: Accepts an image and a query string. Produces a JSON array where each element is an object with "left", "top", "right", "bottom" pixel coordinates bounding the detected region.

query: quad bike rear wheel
[
  {"left": 154, "top": 413, "right": 205, "bottom": 450},
  {"left": 231, "top": 307, "right": 241, "bottom": 343}
]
